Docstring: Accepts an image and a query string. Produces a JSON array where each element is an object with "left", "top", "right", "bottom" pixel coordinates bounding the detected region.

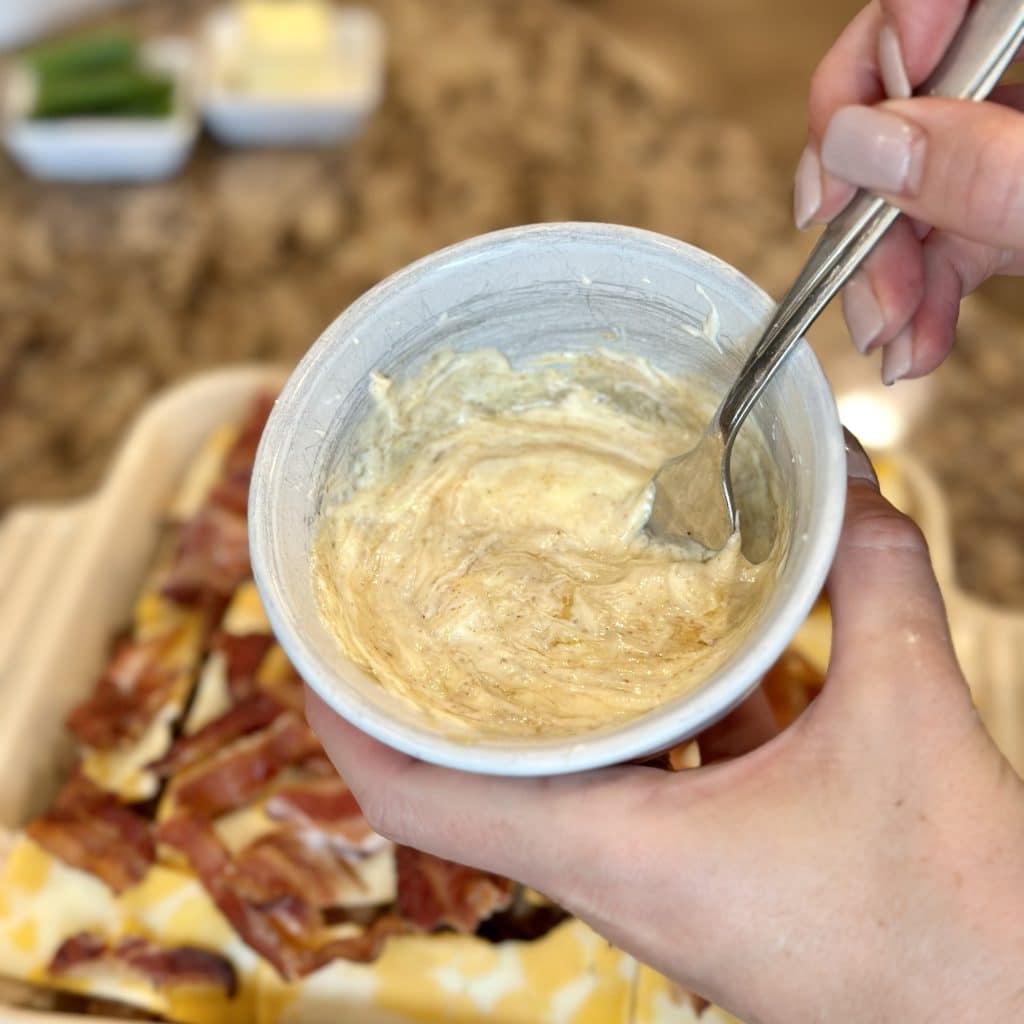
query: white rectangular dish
[
  {"left": 0, "top": 365, "right": 1020, "bottom": 1024},
  {"left": 2, "top": 37, "right": 198, "bottom": 183},
  {"left": 199, "top": 5, "right": 384, "bottom": 147}
]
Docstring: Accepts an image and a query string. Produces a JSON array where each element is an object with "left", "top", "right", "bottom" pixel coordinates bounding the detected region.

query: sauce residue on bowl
[{"left": 314, "top": 348, "right": 780, "bottom": 738}]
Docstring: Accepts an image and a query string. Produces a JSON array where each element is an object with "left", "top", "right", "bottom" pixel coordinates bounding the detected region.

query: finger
[
  {"left": 821, "top": 98, "right": 1024, "bottom": 251},
  {"left": 826, "top": 449, "right": 954, "bottom": 682},
  {"left": 304, "top": 686, "right": 665, "bottom": 890},
  {"left": 797, "top": 4, "right": 884, "bottom": 227},
  {"left": 841, "top": 215, "right": 925, "bottom": 354},
  {"left": 879, "top": 0, "right": 968, "bottom": 94},
  {"left": 877, "top": 230, "right": 1024, "bottom": 384}
]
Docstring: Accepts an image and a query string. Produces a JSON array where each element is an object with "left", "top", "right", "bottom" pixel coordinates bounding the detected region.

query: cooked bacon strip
[
  {"left": 265, "top": 778, "right": 386, "bottom": 856},
  {"left": 160, "top": 815, "right": 399, "bottom": 980},
  {"left": 66, "top": 634, "right": 182, "bottom": 750},
  {"left": 309, "top": 915, "right": 413, "bottom": 968},
  {"left": 160, "top": 395, "right": 273, "bottom": 601},
  {"left": 395, "top": 846, "right": 514, "bottom": 933},
  {"left": 160, "top": 505, "right": 251, "bottom": 604},
  {"left": 217, "top": 632, "right": 276, "bottom": 700},
  {"left": 223, "top": 394, "right": 275, "bottom": 479},
  {"left": 50, "top": 933, "right": 236, "bottom": 997},
  {"left": 158, "top": 815, "right": 316, "bottom": 980},
  {"left": 235, "top": 830, "right": 366, "bottom": 908},
  {"left": 167, "top": 713, "right": 321, "bottom": 819},
  {"left": 27, "top": 775, "right": 154, "bottom": 893},
  {"left": 149, "top": 693, "right": 283, "bottom": 777}
]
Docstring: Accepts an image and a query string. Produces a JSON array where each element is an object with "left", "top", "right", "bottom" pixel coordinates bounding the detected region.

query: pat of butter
[{"left": 239, "top": 0, "right": 333, "bottom": 56}]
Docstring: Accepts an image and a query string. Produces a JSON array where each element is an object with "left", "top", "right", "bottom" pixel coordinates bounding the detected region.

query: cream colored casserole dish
[{"left": 0, "top": 366, "right": 1020, "bottom": 1024}]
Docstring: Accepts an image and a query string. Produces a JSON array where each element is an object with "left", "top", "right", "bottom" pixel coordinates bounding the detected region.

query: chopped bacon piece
[
  {"left": 66, "top": 634, "right": 183, "bottom": 750},
  {"left": 160, "top": 506, "right": 251, "bottom": 604},
  {"left": 159, "top": 815, "right": 400, "bottom": 980},
  {"left": 149, "top": 693, "right": 283, "bottom": 777},
  {"left": 395, "top": 847, "right": 514, "bottom": 933},
  {"left": 27, "top": 774, "right": 154, "bottom": 893},
  {"left": 50, "top": 933, "right": 237, "bottom": 997},
  {"left": 217, "top": 632, "right": 276, "bottom": 700},
  {"left": 266, "top": 778, "right": 386, "bottom": 856},
  {"left": 167, "top": 713, "right": 321, "bottom": 819}
]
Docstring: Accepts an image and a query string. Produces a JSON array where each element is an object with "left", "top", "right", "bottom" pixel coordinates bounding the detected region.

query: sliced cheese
[
  {"left": 168, "top": 422, "right": 240, "bottom": 523},
  {"left": 633, "top": 964, "right": 743, "bottom": 1023},
  {"left": 184, "top": 651, "right": 232, "bottom": 734},
  {"left": 224, "top": 580, "right": 272, "bottom": 636}
]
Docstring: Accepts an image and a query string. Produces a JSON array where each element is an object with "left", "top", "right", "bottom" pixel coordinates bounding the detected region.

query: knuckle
[
  {"left": 847, "top": 506, "right": 929, "bottom": 556},
  {"left": 958, "top": 119, "right": 1024, "bottom": 240}
]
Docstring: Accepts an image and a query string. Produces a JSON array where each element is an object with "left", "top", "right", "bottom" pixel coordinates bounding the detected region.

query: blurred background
[{"left": 0, "top": 0, "right": 1022, "bottom": 608}]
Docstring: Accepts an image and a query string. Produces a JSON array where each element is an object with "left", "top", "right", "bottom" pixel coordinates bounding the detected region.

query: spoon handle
[{"left": 715, "top": 0, "right": 1024, "bottom": 445}]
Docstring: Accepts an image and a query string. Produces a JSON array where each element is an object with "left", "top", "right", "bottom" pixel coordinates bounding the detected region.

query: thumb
[
  {"left": 821, "top": 97, "right": 1024, "bottom": 251},
  {"left": 826, "top": 449, "right": 954, "bottom": 682}
]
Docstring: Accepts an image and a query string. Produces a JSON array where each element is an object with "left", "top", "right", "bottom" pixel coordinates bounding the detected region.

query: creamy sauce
[{"left": 314, "top": 349, "right": 779, "bottom": 738}]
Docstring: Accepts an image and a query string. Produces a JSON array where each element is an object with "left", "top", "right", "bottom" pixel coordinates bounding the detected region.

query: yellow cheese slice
[
  {"left": 223, "top": 580, "right": 272, "bottom": 636},
  {"left": 0, "top": 836, "right": 260, "bottom": 1024},
  {"left": 168, "top": 422, "right": 240, "bottom": 523},
  {"left": 261, "top": 919, "right": 635, "bottom": 1024},
  {"left": 633, "top": 965, "right": 743, "bottom": 1023}
]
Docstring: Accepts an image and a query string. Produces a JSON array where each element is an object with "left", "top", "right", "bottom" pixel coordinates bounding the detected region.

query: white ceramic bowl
[{"left": 250, "top": 223, "right": 846, "bottom": 776}]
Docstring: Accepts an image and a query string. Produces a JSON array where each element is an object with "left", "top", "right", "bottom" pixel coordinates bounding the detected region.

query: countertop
[{"left": 0, "top": 0, "right": 1021, "bottom": 606}]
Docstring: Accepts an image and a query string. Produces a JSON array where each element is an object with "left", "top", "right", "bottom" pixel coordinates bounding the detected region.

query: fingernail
[
  {"left": 878, "top": 23, "right": 911, "bottom": 99},
  {"left": 842, "top": 273, "right": 885, "bottom": 354},
  {"left": 822, "top": 105, "right": 925, "bottom": 195},
  {"left": 843, "top": 428, "right": 879, "bottom": 488},
  {"left": 881, "top": 327, "right": 914, "bottom": 386},
  {"left": 910, "top": 217, "right": 931, "bottom": 240},
  {"left": 793, "top": 146, "right": 822, "bottom": 229}
]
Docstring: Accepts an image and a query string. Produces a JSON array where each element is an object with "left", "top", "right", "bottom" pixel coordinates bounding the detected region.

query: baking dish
[
  {"left": 1, "top": 365, "right": 1021, "bottom": 1024},
  {"left": 0, "top": 365, "right": 638, "bottom": 1024}
]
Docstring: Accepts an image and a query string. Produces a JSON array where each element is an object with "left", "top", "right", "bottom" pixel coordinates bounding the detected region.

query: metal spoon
[{"left": 647, "top": 0, "right": 1024, "bottom": 554}]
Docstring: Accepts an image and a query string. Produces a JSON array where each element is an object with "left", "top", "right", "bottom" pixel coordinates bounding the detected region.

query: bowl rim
[{"left": 250, "top": 221, "right": 847, "bottom": 776}]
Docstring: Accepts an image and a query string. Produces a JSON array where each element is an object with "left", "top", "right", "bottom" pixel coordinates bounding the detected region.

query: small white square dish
[
  {"left": 199, "top": 4, "right": 385, "bottom": 147},
  {"left": 2, "top": 37, "right": 198, "bottom": 183}
]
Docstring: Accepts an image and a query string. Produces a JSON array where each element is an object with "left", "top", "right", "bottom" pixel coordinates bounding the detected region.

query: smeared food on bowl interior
[{"left": 314, "top": 349, "right": 782, "bottom": 738}]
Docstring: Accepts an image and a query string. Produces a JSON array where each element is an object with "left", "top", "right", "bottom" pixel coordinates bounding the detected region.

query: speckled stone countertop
[{"left": 0, "top": 0, "right": 1021, "bottom": 606}]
